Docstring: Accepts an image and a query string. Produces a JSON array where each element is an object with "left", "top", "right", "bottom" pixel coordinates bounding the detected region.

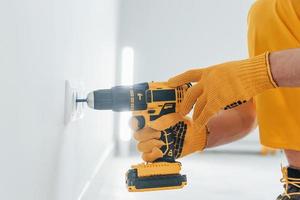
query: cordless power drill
[{"left": 82, "top": 82, "right": 191, "bottom": 192}]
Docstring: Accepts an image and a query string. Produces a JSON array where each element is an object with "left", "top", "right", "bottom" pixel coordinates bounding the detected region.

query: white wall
[
  {"left": 0, "top": 0, "right": 118, "bottom": 199},
  {"left": 118, "top": 0, "right": 260, "bottom": 151}
]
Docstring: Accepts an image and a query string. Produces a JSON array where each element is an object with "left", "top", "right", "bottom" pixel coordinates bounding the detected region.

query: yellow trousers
[{"left": 248, "top": 0, "right": 300, "bottom": 150}]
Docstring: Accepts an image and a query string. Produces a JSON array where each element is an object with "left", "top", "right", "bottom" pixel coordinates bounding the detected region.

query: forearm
[
  {"left": 205, "top": 48, "right": 300, "bottom": 148},
  {"left": 206, "top": 101, "right": 256, "bottom": 148},
  {"left": 270, "top": 48, "right": 300, "bottom": 87}
]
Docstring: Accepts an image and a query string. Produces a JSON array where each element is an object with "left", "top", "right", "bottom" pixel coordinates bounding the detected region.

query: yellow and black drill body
[{"left": 86, "top": 82, "right": 191, "bottom": 192}]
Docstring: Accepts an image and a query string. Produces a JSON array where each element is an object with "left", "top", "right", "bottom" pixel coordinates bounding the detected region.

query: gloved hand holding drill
[
  {"left": 130, "top": 113, "right": 207, "bottom": 162},
  {"left": 132, "top": 52, "right": 278, "bottom": 161}
]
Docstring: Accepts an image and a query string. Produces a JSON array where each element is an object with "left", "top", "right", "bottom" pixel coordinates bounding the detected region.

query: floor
[{"left": 83, "top": 151, "right": 285, "bottom": 200}]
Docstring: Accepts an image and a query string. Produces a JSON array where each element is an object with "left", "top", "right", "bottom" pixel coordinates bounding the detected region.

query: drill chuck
[{"left": 87, "top": 89, "right": 113, "bottom": 110}]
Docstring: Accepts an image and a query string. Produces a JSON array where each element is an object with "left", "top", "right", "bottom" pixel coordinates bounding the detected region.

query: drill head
[{"left": 86, "top": 89, "right": 113, "bottom": 110}]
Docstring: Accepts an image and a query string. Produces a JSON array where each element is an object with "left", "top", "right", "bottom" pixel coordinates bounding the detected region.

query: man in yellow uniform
[{"left": 131, "top": 0, "right": 300, "bottom": 199}]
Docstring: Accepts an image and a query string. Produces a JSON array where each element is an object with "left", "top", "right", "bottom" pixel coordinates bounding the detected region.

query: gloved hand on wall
[
  {"left": 167, "top": 52, "right": 277, "bottom": 128},
  {"left": 130, "top": 113, "right": 208, "bottom": 162}
]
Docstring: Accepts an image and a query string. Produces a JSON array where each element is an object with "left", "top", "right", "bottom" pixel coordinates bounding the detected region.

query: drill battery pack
[{"left": 126, "top": 162, "right": 187, "bottom": 192}]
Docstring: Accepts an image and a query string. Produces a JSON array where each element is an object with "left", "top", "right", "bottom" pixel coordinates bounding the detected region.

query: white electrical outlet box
[{"left": 64, "top": 80, "right": 86, "bottom": 125}]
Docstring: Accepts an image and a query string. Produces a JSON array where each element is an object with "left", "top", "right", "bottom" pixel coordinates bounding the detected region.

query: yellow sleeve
[{"left": 248, "top": 0, "right": 300, "bottom": 57}]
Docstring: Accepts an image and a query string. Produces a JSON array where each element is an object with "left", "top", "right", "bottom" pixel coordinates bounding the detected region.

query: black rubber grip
[{"left": 155, "top": 128, "right": 176, "bottom": 163}]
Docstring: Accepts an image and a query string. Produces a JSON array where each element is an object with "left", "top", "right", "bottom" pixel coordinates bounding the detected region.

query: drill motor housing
[{"left": 88, "top": 82, "right": 190, "bottom": 127}]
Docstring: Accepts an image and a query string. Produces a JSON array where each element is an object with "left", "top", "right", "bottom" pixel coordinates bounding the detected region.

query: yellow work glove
[
  {"left": 168, "top": 52, "right": 277, "bottom": 127},
  {"left": 130, "top": 113, "right": 207, "bottom": 162}
]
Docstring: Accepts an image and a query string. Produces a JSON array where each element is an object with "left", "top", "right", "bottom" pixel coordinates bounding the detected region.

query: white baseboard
[{"left": 77, "top": 142, "right": 115, "bottom": 200}]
